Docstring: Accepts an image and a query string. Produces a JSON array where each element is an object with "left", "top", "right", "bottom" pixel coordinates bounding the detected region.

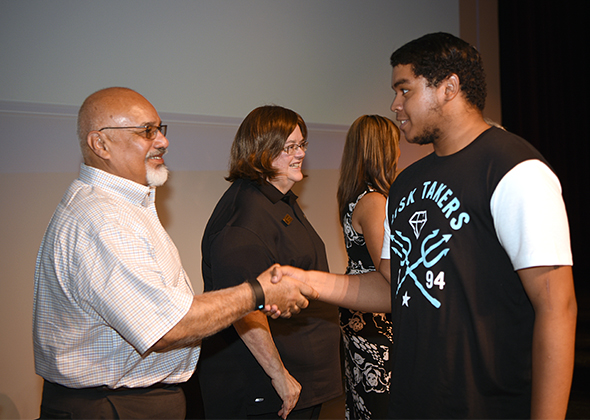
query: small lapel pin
[{"left": 282, "top": 214, "right": 293, "bottom": 226}]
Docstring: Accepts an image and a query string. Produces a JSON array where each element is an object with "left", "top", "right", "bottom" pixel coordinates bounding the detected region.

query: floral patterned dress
[{"left": 340, "top": 188, "right": 394, "bottom": 420}]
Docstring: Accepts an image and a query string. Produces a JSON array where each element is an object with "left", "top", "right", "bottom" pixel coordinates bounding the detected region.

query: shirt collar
[
  {"left": 256, "top": 180, "right": 298, "bottom": 206},
  {"left": 79, "top": 164, "right": 156, "bottom": 207}
]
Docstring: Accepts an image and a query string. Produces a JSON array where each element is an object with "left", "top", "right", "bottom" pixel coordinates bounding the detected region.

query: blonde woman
[{"left": 336, "top": 115, "right": 400, "bottom": 420}]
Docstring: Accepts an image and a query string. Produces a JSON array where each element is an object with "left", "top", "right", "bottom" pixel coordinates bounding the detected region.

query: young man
[
  {"left": 33, "top": 87, "right": 316, "bottom": 419},
  {"left": 279, "top": 33, "right": 576, "bottom": 419}
]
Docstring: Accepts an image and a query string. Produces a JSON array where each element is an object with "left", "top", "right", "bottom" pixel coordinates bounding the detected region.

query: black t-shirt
[
  {"left": 197, "top": 178, "right": 341, "bottom": 417},
  {"left": 386, "top": 127, "right": 550, "bottom": 419}
]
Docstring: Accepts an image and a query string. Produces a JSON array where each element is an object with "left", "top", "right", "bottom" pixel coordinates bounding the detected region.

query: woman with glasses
[
  {"left": 336, "top": 115, "right": 399, "bottom": 420},
  {"left": 192, "top": 105, "right": 342, "bottom": 419}
]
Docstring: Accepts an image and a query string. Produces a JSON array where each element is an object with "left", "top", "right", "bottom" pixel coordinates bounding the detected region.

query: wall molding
[{"left": 1, "top": 100, "right": 348, "bottom": 174}]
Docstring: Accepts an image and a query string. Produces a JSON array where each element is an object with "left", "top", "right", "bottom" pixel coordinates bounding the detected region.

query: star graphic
[{"left": 402, "top": 291, "right": 411, "bottom": 307}]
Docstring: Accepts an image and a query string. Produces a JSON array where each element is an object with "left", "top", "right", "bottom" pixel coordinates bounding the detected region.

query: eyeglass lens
[
  {"left": 146, "top": 125, "right": 167, "bottom": 139},
  {"left": 284, "top": 141, "right": 308, "bottom": 155}
]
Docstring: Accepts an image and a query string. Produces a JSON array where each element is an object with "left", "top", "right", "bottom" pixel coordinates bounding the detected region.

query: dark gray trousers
[{"left": 39, "top": 380, "right": 185, "bottom": 419}]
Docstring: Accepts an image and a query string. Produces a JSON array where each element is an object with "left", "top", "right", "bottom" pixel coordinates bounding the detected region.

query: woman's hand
[{"left": 271, "top": 368, "right": 302, "bottom": 419}]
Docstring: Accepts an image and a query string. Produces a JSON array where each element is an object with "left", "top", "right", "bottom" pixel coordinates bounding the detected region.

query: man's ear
[
  {"left": 87, "top": 131, "right": 110, "bottom": 159},
  {"left": 443, "top": 74, "right": 461, "bottom": 101}
]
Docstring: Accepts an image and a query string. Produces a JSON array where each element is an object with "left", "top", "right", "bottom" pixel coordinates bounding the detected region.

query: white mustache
[{"left": 146, "top": 147, "right": 168, "bottom": 160}]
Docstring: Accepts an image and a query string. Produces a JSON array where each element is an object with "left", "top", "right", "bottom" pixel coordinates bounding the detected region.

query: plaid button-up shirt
[{"left": 33, "top": 164, "right": 199, "bottom": 389}]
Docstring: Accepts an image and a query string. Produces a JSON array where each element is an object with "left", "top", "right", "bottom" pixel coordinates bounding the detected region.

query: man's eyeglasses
[
  {"left": 283, "top": 140, "right": 308, "bottom": 155},
  {"left": 98, "top": 125, "right": 167, "bottom": 140}
]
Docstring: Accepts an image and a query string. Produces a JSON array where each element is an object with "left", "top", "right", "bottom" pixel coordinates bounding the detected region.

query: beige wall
[
  {"left": 460, "top": 0, "right": 501, "bottom": 124},
  {"left": 0, "top": 108, "right": 432, "bottom": 419},
  {"left": 0, "top": 148, "right": 430, "bottom": 420},
  {"left": 0, "top": 0, "right": 499, "bottom": 418},
  {"left": 157, "top": 169, "right": 349, "bottom": 288}
]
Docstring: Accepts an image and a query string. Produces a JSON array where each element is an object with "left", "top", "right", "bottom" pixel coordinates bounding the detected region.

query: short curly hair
[
  {"left": 226, "top": 105, "right": 307, "bottom": 184},
  {"left": 390, "top": 32, "right": 487, "bottom": 111}
]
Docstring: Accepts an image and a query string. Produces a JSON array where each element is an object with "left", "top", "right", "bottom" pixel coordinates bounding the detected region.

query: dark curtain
[
  {"left": 498, "top": 0, "right": 589, "bottom": 293},
  {"left": 498, "top": 2, "right": 590, "bottom": 418}
]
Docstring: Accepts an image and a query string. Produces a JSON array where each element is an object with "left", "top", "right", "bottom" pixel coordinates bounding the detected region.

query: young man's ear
[{"left": 443, "top": 74, "right": 461, "bottom": 100}]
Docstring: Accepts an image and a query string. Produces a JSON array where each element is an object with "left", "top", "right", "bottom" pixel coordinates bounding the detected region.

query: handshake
[{"left": 254, "top": 264, "right": 316, "bottom": 318}]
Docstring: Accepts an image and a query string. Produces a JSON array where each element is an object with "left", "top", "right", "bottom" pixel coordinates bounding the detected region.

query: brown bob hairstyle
[
  {"left": 337, "top": 115, "right": 400, "bottom": 225},
  {"left": 226, "top": 105, "right": 307, "bottom": 184}
]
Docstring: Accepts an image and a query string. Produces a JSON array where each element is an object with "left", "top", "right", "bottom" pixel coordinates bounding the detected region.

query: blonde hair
[{"left": 337, "top": 115, "right": 400, "bottom": 225}]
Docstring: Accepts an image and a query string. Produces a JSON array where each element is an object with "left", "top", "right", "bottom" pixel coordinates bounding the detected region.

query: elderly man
[
  {"left": 279, "top": 33, "right": 577, "bottom": 419},
  {"left": 33, "top": 87, "right": 315, "bottom": 419}
]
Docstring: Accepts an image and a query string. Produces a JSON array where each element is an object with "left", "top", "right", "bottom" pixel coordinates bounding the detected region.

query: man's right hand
[
  {"left": 256, "top": 264, "right": 318, "bottom": 318},
  {"left": 270, "top": 264, "right": 309, "bottom": 285}
]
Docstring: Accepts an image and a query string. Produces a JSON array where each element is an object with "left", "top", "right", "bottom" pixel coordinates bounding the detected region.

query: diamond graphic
[{"left": 409, "top": 211, "right": 427, "bottom": 239}]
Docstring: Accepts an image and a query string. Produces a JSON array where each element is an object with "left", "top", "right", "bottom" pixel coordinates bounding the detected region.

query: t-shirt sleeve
[
  {"left": 490, "top": 159, "right": 573, "bottom": 270},
  {"left": 381, "top": 197, "right": 391, "bottom": 260}
]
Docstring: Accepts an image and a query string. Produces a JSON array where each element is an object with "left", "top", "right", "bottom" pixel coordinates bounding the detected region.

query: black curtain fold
[
  {"left": 499, "top": 3, "right": 590, "bottom": 418},
  {"left": 498, "top": 0, "right": 589, "bottom": 293}
]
